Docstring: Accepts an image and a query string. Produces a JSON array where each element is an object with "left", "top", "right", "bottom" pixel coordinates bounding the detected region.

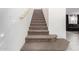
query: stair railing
[{"left": 20, "top": 8, "right": 31, "bottom": 20}]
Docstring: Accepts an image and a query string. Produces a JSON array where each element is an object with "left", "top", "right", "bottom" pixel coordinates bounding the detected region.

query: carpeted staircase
[{"left": 21, "top": 9, "right": 69, "bottom": 51}]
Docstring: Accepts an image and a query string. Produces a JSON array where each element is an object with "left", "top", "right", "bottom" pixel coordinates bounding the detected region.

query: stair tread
[
  {"left": 31, "top": 20, "right": 45, "bottom": 22},
  {"left": 21, "top": 39, "right": 69, "bottom": 51},
  {"left": 31, "top": 23, "right": 46, "bottom": 24},
  {"left": 26, "top": 35, "right": 57, "bottom": 39},
  {"left": 32, "top": 18, "right": 44, "bottom": 19},
  {"left": 28, "top": 30, "right": 48, "bottom": 32},
  {"left": 30, "top": 26, "right": 47, "bottom": 27}
]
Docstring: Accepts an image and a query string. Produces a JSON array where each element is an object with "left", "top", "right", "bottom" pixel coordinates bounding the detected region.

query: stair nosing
[
  {"left": 26, "top": 35, "right": 57, "bottom": 39},
  {"left": 28, "top": 30, "right": 49, "bottom": 32}
]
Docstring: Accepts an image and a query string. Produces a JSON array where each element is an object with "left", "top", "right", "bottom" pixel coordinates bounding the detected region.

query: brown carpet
[{"left": 21, "top": 9, "right": 69, "bottom": 51}]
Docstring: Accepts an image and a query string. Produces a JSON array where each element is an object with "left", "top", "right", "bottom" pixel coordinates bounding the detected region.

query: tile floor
[{"left": 66, "top": 31, "right": 79, "bottom": 51}]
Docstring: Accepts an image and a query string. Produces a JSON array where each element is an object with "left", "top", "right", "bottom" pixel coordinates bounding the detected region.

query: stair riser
[
  {"left": 32, "top": 18, "right": 45, "bottom": 20},
  {"left": 26, "top": 39, "right": 51, "bottom": 42},
  {"left": 33, "top": 14, "right": 42, "bottom": 15},
  {"left": 28, "top": 32, "right": 49, "bottom": 35},
  {"left": 32, "top": 17, "right": 44, "bottom": 19},
  {"left": 34, "top": 10, "right": 42, "bottom": 12},
  {"left": 32, "top": 19, "right": 45, "bottom": 22},
  {"left": 32, "top": 18, "right": 45, "bottom": 21},
  {"left": 32, "top": 14, "right": 44, "bottom": 17},
  {"left": 31, "top": 21, "right": 45, "bottom": 22},
  {"left": 31, "top": 21, "right": 46, "bottom": 23},
  {"left": 30, "top": 24, "right": 47, "bottom": 26},
  {"left": 33, "top": 12, "right": 43, "bottom": 14},
  {"left": 32, "top": 16, "right": 44, "bottom": 19},
  {"left": 33, "top": 15, "right": 44, "bottom": 17},
  {"left": 29, "top": 27, "right": 48, "bottom": 30},
  {"left": 31, "top": 20, "right": 45, "bottom": 22},
  {"left": 33, "top": 16, "right": 44, "bottom": 18},
  {"left": 30, "top": 25, "right": 47, "bottom": 27},
  {"left": 26, "top": 39, "right": 56, "bottom": 42}
]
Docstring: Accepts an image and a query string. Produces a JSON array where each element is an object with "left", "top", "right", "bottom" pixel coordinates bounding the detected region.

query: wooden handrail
[{"left": 20, "top": 8, "right": 31, "bottom": 20}]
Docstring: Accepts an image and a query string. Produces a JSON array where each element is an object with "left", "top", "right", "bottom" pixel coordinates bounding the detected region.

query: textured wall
[{"left": 0, "top": 8, "right": 34, "bottom": 51}]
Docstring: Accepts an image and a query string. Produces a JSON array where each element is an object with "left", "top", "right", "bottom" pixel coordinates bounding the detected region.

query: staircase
[{"left": 21, "top": 9, "right": 69, "bottom": 51}]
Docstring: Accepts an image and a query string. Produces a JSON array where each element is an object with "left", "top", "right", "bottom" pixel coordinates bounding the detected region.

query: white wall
[
  {"left": 42, "top": 8, "right": 48, "bottom": 26},
  {"left": 49, "top": 8, "right": 66, "bottom": 39},
  {"left": 0, "top": 8, "right": 34, "bottom": 51}
]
